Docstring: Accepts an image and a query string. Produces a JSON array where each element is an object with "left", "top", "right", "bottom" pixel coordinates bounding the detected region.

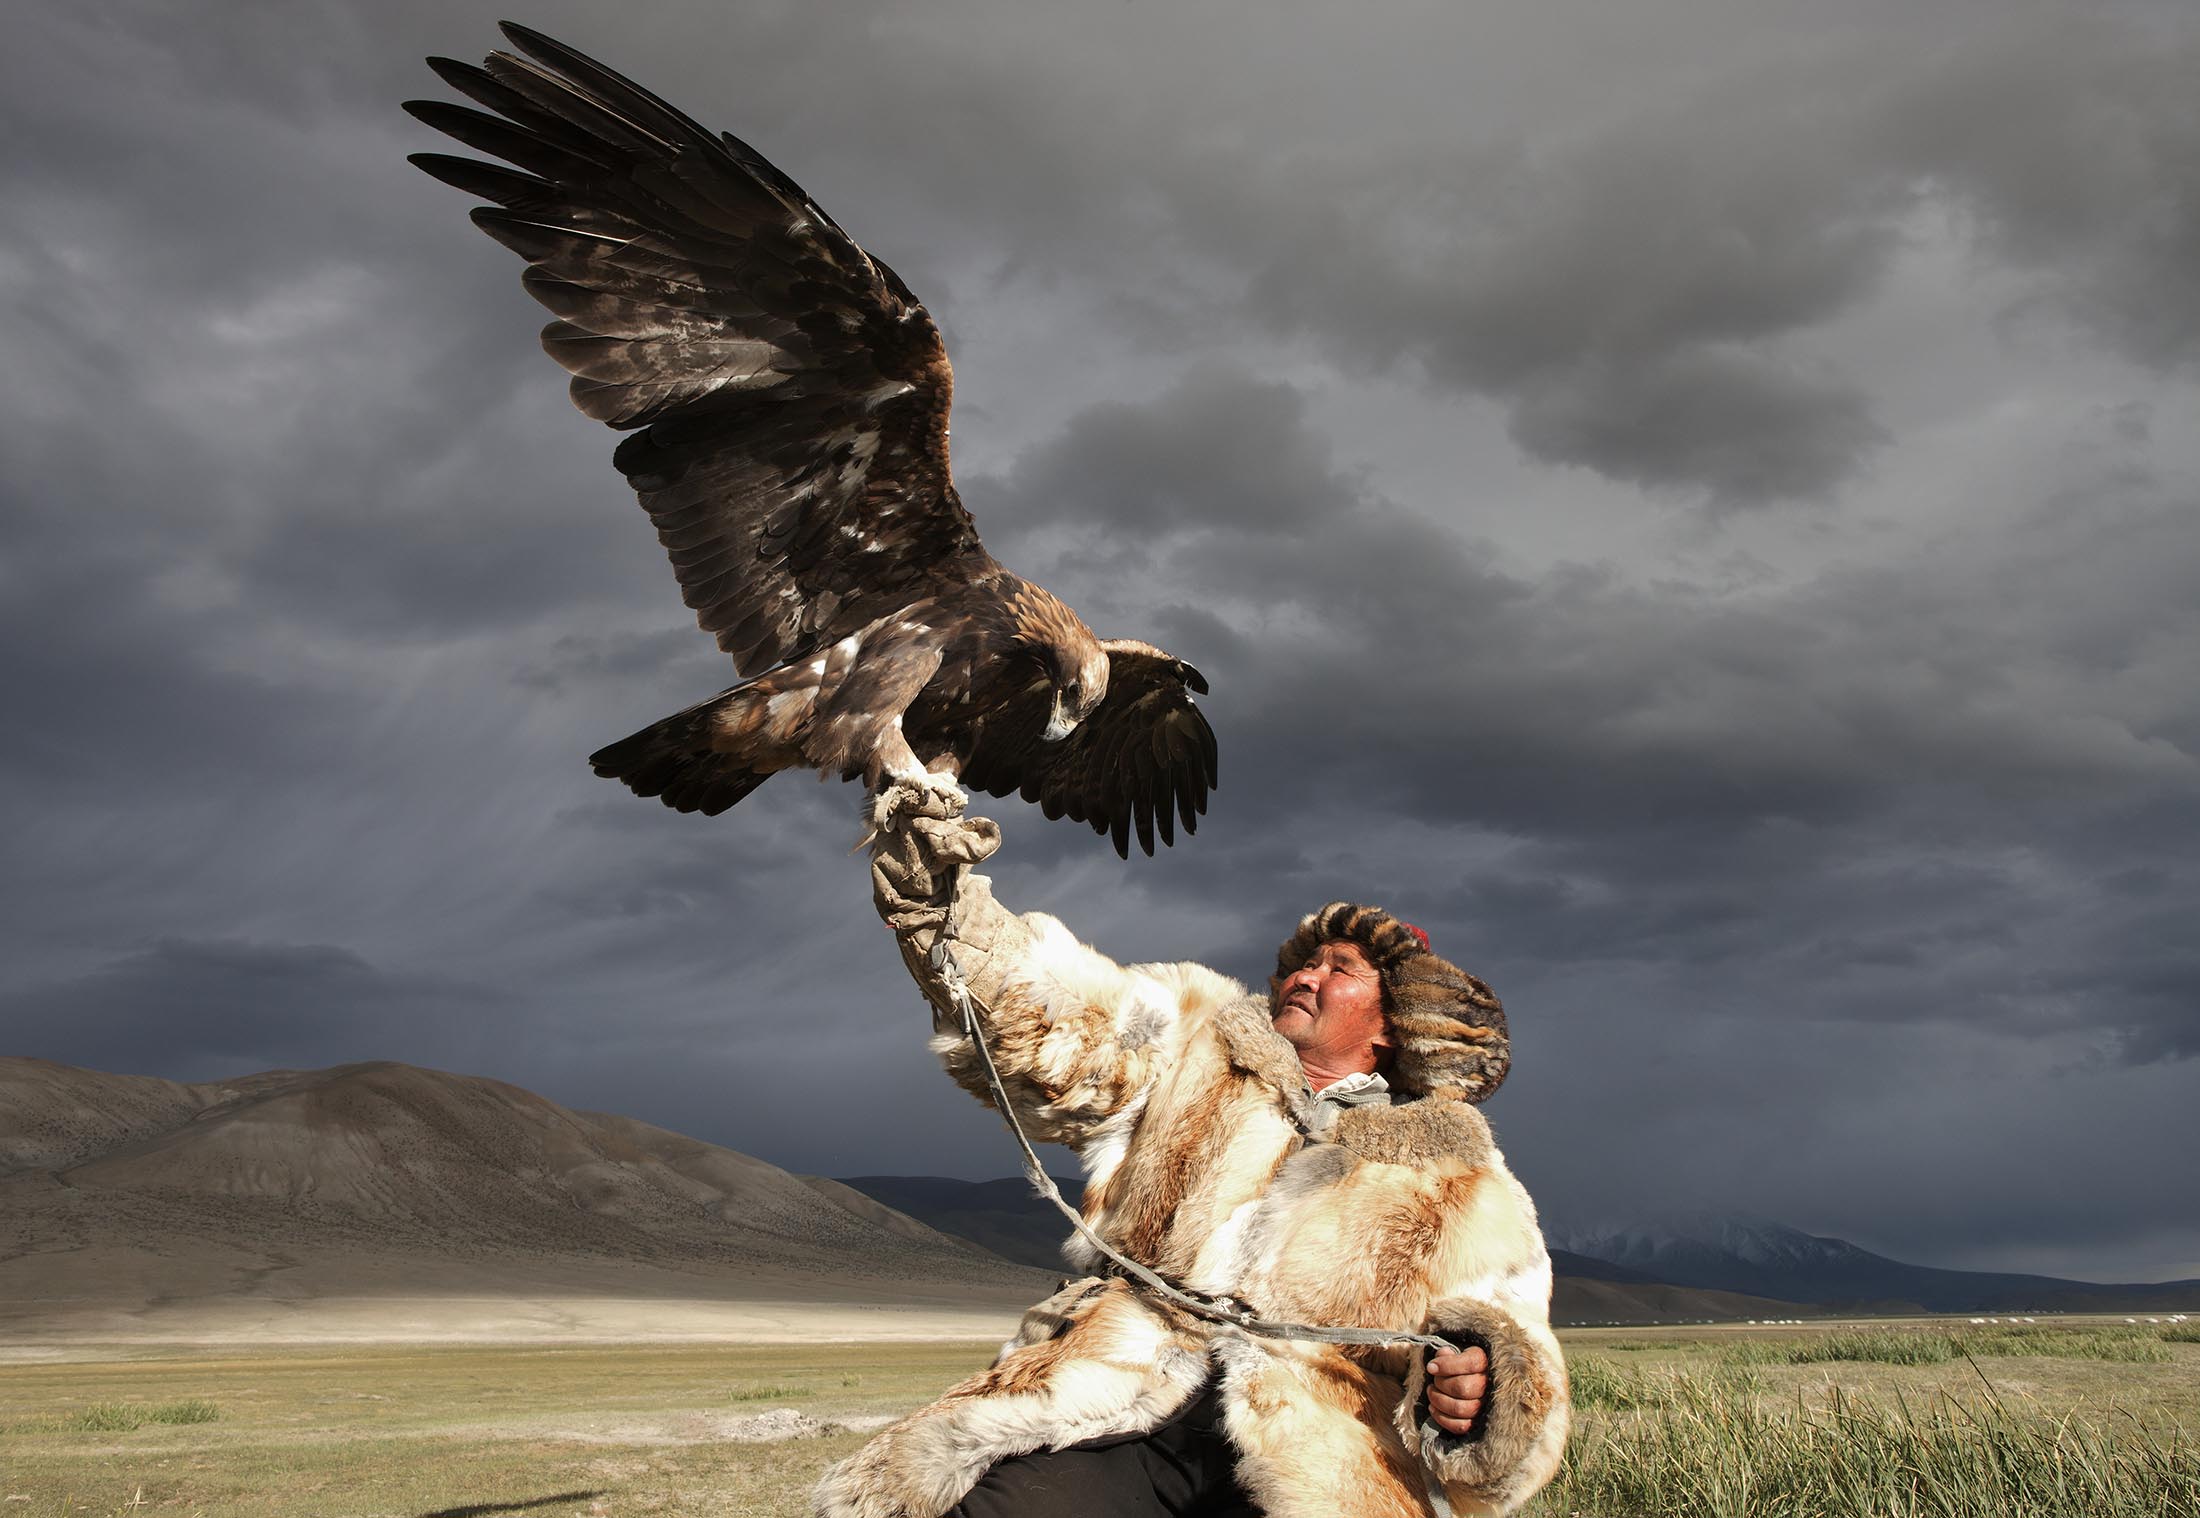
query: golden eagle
[{"left": 406, "top": 24, "right": 1216, "bottom": 856}]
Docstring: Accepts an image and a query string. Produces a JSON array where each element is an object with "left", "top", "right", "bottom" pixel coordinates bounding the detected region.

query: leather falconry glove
[
  {"left": 868, "top": 781, "right": 1001, "bottom": 927},
  {"left": 867, "top": 781, "right": 1027, "bottom": 1028}
]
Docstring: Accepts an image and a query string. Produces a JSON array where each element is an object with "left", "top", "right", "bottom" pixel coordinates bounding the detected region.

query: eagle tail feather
[{"left": 589, "top": 690, "right": 783, "bottom": 817}]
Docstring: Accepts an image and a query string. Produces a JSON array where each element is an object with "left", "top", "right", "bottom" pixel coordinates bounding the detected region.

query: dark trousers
[{"left": 947, "top": 1382, "right": 1261, "bottom": 1517}]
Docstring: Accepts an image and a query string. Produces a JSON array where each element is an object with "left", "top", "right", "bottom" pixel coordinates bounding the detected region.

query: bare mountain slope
[
  {"left": 0, "top": 1057, "right": 231, "bottom": 1172},
  {"left": 0, "top": 1057, "right": 1055, "bottom": 1337},
  {"left": 1550, "top": 1275, "right": 1812, "bottom": 1326}
]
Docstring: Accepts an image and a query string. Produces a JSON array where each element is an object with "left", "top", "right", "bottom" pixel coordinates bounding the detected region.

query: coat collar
[{"left": 1210, "top": 995, "right": 1493, "bottom": 1168}]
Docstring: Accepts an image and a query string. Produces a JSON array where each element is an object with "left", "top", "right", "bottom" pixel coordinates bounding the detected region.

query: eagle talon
[
  {"left": 911, "top": 769, "right": 969, "bottom": 813},
  {"left": 865, "top": 772, "right": 968, "bottom": 846},
  {"left": 903, "top": 769, "right": 970, "bottom": 817}
]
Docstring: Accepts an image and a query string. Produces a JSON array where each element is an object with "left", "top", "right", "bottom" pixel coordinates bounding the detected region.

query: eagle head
[
  {"left": 1010, "top": 584, "right": 1110, "bottom": 743},
  {"left": 1043, "top": 641, "right": 1110, "bottom": 742}
]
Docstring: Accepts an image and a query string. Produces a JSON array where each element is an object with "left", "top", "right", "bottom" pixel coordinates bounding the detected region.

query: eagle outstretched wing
[
  {"left": 410, "top": 28, "right": 1222, "bottom": 853},
  {"left": 406, "top": 22, "right": 988, "bottom": 677},
  {"left": 961, "top": 641, "right": 1219, "bottom": 858}
]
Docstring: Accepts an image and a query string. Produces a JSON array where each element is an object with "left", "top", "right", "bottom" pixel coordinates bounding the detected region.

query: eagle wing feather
[
  {"left": 407, "top": 23, "right": 987, "bottom": 678},
  {"left": 960, "top": 640, "right": 1217, "bottom": 859}
]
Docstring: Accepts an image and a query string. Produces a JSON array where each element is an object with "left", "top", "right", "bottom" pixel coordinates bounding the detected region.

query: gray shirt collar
[{"left": 1312, "top": 1070, "right": 1394, "bottom": 1108}]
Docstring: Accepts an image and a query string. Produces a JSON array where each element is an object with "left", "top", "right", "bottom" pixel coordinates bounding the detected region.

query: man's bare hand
[{"left": 1426, "top": 1345, "right": 1490, "bottom": 1436}]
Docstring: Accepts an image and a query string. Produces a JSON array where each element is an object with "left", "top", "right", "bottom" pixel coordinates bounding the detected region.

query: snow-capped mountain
[{"left": 1556, "top": 1212, "right": 1883, "bottom": 1280}]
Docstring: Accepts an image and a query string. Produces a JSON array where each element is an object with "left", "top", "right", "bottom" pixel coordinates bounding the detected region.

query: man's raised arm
[{"left": 867, "top": 782, "right": 1206, "bottom": 1149}]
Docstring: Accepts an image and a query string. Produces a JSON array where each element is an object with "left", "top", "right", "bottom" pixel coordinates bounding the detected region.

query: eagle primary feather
[{"left": 406, "top": 23, "right": 1216, "bottom": 855}]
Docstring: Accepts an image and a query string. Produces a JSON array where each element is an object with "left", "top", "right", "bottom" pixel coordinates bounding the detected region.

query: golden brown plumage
[{"left": 407, "top": 24, "right": 1216, "bottom": 854}]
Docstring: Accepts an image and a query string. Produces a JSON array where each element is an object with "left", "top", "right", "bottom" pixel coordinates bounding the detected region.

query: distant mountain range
[
  {"left": 11, "top": 1057, "right": 2190, "bottom": 1338},
  {"left": 840, "top": 1174, "right": 1085, "bottom": 1272},
  {"left": 1548, "top": 1214, "right": 2200, "bottom": 1315},
  {"left": 839, "top": 1177, "right": 2200, "bottom": 1320}
]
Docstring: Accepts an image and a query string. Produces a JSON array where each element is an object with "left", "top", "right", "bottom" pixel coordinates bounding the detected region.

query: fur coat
[{"left": 816, "top": 808, "right": 1569, "bottom": 1518}]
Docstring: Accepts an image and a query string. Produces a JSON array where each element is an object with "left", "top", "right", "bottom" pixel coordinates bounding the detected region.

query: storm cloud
[{"left": 3, "top": 0, "right": 2197, "bottom": 1284}]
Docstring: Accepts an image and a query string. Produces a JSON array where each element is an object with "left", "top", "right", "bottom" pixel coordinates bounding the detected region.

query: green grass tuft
[
  {"left": 62, "top": 1399, "right": 218, "bottom": 1432},
  {"left": 1802, "top": 1330, "right": 1958, "bottom": 1366},
  {"left": 1721, "top": 1325, "right": 2176, "bottom": 1369},
  {"left": 1967, "top": 1328, "right": 2171, "bottom": 1364},
  {"left": 1541, "top": 1375, "right": 2200, "bottom": 1518},
  {"left": 1726, "top": 1330, "right": 1955, "bottom": 1367},
  {"left": 1567, "top": 1355, "right": 1660, "bottom": 1410},
  {"left": 1568, "top": 1355, "right": 1763, "bottom": 1411}
]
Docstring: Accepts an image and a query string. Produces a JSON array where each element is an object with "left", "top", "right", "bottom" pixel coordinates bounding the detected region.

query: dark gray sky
[{"left": 5, "top": 0, "right": 2198, "bottom": 1283}]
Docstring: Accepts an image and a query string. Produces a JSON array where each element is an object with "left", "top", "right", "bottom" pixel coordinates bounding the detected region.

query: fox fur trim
[
  {"left": 1273, "top": 902, "right": 1510, "bottom": 1103},
  {"left": 813, "top": 1279, "right": 1210, "bottom": 1518},
  {"left": 1398, "top": 1296, "right": 1572, "bottom": 1515}
]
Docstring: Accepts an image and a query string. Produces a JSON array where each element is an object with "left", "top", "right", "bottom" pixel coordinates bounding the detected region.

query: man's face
[{"left": 1272, "top": 939, "right": 1391, "bottom": 1073}]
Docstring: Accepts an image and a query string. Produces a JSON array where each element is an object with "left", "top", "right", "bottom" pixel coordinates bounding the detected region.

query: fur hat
[{"left": 1271, "top": 903, "right": 1510, "bottom": 1104}]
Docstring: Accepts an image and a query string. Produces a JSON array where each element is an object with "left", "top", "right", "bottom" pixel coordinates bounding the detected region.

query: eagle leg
[{"left": 855, "top": 732, "right": 966, "bottom": 851}]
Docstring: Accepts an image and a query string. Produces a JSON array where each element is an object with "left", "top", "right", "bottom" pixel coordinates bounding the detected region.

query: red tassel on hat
[{"left": 1402, "top": 922, "right": 1431, "bottom": 953}]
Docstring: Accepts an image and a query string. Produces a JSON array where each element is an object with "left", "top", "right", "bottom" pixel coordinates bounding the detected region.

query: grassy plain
[
  {"left": 0, "top": 1340, "right": 995, "bottom": 1517},
  {"left": 1545, "top": 1319, "right": 2199, "bottom": 1516},
  {"left": 3, "top": 1320, "right": 2195, "bottom": 1516}
]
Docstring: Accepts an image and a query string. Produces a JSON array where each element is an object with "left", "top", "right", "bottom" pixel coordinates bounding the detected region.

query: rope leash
[{"left": 921, "top": 853, "right": 1454, "bottom": 1356}]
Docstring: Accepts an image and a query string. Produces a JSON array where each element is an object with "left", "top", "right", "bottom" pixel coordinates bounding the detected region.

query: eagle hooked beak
[
  {"left": 1041, "top": 652, "right": 1108, "bottom": 742},
  {"left": 1041, "top": 689, "right": 1080, "bottom": 743}
]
